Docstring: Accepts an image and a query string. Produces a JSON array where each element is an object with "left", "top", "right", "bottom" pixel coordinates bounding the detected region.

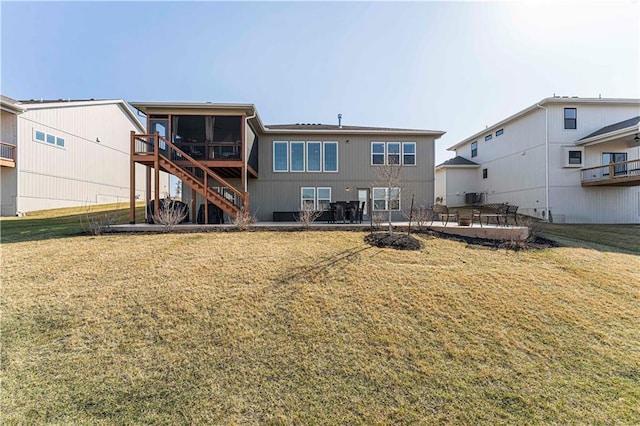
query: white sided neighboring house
[
  {"left": 0, "top": 96, "right": 170, "bottom": 216},
  {"left": 435, "top": 96, "right": 640, "bottom": 224}
]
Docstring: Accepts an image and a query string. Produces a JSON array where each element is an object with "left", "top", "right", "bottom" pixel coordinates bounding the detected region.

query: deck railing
[
  {"left": 0, "top": 142, "right": 16, "bottom": 165},
  {"left": 581, "top": 159, "right": 640, "bottom": 185},
  {"left": 131, "top": 133, "right": 247, "bottom": 213}
]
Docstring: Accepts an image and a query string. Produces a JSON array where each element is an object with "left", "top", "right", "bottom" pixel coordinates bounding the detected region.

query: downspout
[
  {"left": 536, "top": 103, "right": 549, "bottom": 222},
  {"left": 244, "top": 110, "right": 257, "bottom": 207}
]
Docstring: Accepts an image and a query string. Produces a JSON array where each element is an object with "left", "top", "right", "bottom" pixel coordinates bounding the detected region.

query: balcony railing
[
  {"left": 581, "top": 159, "right": 640, "bottom": 186},
  {"left": 0, "top": 142, "right": 16, "bottom": 167}
]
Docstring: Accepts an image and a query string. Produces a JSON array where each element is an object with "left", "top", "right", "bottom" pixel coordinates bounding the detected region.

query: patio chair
[{"left": 430, "top": 204, "right": 458, "bottom": 227}]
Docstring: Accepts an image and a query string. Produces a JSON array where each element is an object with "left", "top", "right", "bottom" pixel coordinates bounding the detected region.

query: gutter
[
  {"left": 535, "top": 103, "right": 550, "bottom": 222},
  {"left": 244, "top": 109, "right": 257, "bottom": 199}
]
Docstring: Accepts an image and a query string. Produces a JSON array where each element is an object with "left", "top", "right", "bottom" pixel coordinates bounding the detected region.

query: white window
[
  {"left": 307, "top": 141, "right": 321, "bottom": 172},
  {"left": 290, "top": 141, "right": 305, "bottom": 172},
  {"left": 371, "top": 142, "right": 385, "bottom": 165},
  {"left": 301, "top": 187, "right": 315, "bottom": 210},
  {"left": 563, "top": 147, "right": 584, "bottom": 168},
  {"left": 273, "top": 141, "right": 288, "bottom": 172},
  {"left": 323, "top": 141, "right": 338, "bottom": 172},
  {"left": 275, "top": 140, "right": 337, "bottom": 173},
  {"left": 300, "top": 186, "right": 332, "bottom": 210},
  {"left": 402, "top": 142, "right": 416, "bottom": 165},
  {"left": 387, "top": 142, "right": 401, "bottom": 165},
  {"left": 317, "top": 187, "right": 331, "bottom": 211},
  {"left": 372, "top": 187, "right": 401, "bottom": 211},
  {"left": 33, "top": 128, "right": 65, "bottom": 149},
  {"left": 372, "top": 142, "right": 416, "bottom": 165}
]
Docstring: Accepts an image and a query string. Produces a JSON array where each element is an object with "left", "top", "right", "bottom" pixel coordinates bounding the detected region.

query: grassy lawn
[
  {"left": 0, "top": 203, "right": 146, "bottom": 244},
  {"left": 2, "top": 216, "right": 639, "bottom": 423},
  {"left": 537, "top": 223, "right": 640, "bottom": 255}
]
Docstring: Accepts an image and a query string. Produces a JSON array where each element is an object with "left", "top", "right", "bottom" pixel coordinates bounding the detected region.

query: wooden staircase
[{"left": 130, "top": 133, "right": 248, "bottom": 222}]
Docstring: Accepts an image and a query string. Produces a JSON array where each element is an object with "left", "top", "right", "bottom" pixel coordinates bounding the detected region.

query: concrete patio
[{"left": 109, "top": 220, "right": 529, "bottom": 241}]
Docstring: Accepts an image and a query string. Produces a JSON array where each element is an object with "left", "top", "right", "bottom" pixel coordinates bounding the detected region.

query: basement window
[{"left": 563, "top": 147, "right": 584, "bottom": 168}]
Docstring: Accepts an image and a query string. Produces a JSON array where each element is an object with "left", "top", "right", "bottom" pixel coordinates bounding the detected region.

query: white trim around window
[
  {"left": 372, "top": 187, "right": 401, "bottom": 211},
  {"left": 274, "top": 140, "right": 338, "bottom": 173},
  {"left": 273, "top": 141, "right": 288, "bottom": 172},
  {"left": 33, "top": 127, "right": 65, "bottom": 149},
  {"left": 290, "top": 141, "right": 305, "bottom": 172},
  {"left": 300, "top": 186, "right": 332, "bottom": 210},
  {"left": 371, "top": 141, "right": 416, "bottom": 166},
  {"left": 563, "top": 146, "right": 584, "bottom": 168},
  {"left": 323, "top": 141, "right": 338, "bottom": 172},
  {"left": 402, "top": 142, "right": 416, "bottom": 166}
]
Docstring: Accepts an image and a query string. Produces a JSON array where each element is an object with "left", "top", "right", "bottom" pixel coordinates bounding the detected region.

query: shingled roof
[
  {"left": 436, "top": 156, "right": 480, "bottom": 168},
  {"left": 266, "top": 123, "right": 431, "bottom": 132},
  {"left": 578, "top": 116, "right": 640, "bottom": 141}
]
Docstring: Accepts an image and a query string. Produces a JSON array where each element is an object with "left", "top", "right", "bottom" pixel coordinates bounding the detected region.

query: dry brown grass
[{"left": 2, "top": 231, "right": 639, "bottom": 424}]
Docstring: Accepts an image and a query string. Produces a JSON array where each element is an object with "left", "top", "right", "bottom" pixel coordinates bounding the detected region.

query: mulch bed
[
  {"left": 364, "top": 233, "right": 423, "bottom": 250},
  {"left": 365, "top": 230, "right": 558, "bottom": 251}
]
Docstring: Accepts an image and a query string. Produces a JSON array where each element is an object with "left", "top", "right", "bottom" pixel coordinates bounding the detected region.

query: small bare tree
[
  {"left": 154, "top": 199, "right": 188, "bottom": 232},
  {"left": 80, "top": 203, "right": 122, "bottom": 236},
  {"left": 375, "top": 157, "right": 402, "bottom": 235},
  {"left": 297, "top": 204, "right": 322, "bottom": 228},
  {"left": 233, "top": 209, "right": 257, "bottom": 231},
  {"left": 403, "top": 203, "right": 432, "bottom": 232}
]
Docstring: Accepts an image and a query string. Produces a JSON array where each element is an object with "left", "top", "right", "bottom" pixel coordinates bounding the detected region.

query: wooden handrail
[
  {"left": 156, "top": 135, "right": 245, "bottom": 200},
  {"left": 580, "top": 159, "right": 636, "bottom": 172}
]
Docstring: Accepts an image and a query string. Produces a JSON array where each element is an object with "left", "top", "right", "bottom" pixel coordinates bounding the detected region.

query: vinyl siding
[
  {"left": 13, "top": 103, "right": 169, "bottom": 213},
  {"left": 249, "top": 132, "right": 436, "bottom": 221},
  {"left": 547, "top": 103, "right": 640, "bottom": 223},
  {"left": 1, "top": 110, "right": 18, "bottom": 215},
  {"left": 446, "top": 101, "right": 640, "bottom": 223},
  {"left": 453, "top": 109, "right": 547, "bottom": 218}
]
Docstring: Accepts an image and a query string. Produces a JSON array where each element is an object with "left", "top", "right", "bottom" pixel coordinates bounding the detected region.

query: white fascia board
[
  {"left": 574, "top": 125, "right": 640, "bottom": 147},
  {"left": 435, "top": 164, "right": 481, "bottom": 171},
  {"left": 264, "top": 129, "right": 446, "bottom": 137},
  {"left": 130, "top": 102, "right": 263, "bottom": 133},
  {"left": 447, "top": 97, "right": 640, "bottom": 152}
]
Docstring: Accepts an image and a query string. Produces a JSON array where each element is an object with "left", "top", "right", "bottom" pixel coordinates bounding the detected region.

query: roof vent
[{"left": 338, "top": 113, "right": 342, "bottom": 128}]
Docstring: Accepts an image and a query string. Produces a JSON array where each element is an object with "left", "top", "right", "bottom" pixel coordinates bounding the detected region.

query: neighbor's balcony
[
  {"left": 0, "top": 142, "right": 16, "bottom": 167},
  {"left": 581, "top": 159, "right": 640, "bottom": 187}
]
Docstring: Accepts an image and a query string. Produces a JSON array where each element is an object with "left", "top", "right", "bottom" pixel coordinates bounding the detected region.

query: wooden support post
[
  {"left": 204, "top": 173, "right": 208, "bottom": 224},
  {"left": 129, "top": 131, "right": 136, "bottom": 224},
  {"left": 154, "top": 134, "right": 160, "bottom": 220},
  {"left": 191, "top": 188, "right": 197, "bottom": 223},
  {"left": 145, "top": 166, "right": 151, "bottom": 223}
]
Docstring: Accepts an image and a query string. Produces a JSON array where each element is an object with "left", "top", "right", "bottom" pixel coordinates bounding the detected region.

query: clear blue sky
[{"left": 2, "top": 1, "right": 639, "bottom": 164}]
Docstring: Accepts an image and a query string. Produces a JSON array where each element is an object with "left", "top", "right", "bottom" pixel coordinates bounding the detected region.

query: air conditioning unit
[{"left": 465, "top": 192, "right": 483, "bottom": 205}]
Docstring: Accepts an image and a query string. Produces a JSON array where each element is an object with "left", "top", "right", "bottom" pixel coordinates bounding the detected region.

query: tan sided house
[{"left": 129, "top": 102, "right": 445, "bottom": 223}]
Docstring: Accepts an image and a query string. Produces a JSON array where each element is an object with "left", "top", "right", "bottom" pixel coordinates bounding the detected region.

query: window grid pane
[
  {"left": 402, "top": 142, "right": 416, "bottom": 165},
  {"left": 323, "top": 142, "right": 338, "bottom": 172},
  {"left": 387, "top": 143, "right": 401, "bottom": 165},
  {"left": 274, "top": 142, "right": 288, "bottom": 171},
  {"left": 372, "top": 142, "right": 385, "bottom": 165},
  {"left": 290, "top": 142, "right": 305, "bottom": 172},
  {"left": 307, "top": 142, "right": 321, "bottom": 172}
]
